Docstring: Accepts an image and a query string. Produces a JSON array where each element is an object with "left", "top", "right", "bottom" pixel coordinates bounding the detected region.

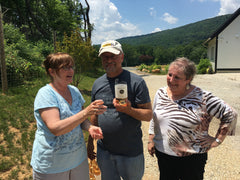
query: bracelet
[
  {"left": 215, "top": 138, "right": 222, "bottom": 144},
  {"left": 148, "top": 141, "right": 154, "bottom": 144}
]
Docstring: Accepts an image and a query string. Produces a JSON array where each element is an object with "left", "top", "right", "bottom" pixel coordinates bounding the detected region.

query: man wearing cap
[{"left": 88, "top": 40, "right": 152, "bottom": 180}]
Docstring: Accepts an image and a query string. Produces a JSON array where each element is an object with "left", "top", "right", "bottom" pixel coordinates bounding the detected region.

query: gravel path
[{"left": 125, "top": 68, "right": 240, "bottom": 180}]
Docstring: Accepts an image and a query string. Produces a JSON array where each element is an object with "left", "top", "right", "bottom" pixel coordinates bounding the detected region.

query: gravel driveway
[{"left": 125, "top": 67, "right": 240, "bottom": 180}]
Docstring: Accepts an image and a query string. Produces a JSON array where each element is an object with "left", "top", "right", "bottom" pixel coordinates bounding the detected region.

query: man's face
[{"left": 101, "top": 52, "right": 124, "bottom": 75}]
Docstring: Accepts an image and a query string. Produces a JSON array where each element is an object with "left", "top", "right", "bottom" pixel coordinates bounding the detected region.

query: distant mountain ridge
[{"left": 117, "top": 14, "right": 231, "bottom": 47}]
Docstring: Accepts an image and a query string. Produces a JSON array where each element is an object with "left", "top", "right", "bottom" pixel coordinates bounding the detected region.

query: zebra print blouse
[{"left": 149, "top": 86, "right": 237, "bottom": 157}]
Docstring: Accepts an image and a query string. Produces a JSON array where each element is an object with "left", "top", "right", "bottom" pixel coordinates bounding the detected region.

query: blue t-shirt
[
  {"left": 31, "top": 84, "right": 87, "bottom": 174},
  {"left": 91, "top": 70, "right": 151, "bottom": 156}
]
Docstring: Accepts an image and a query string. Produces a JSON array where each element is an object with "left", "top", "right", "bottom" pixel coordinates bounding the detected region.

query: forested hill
[{"left": 117, "top": 14, "right": 231, "bottom": 48}]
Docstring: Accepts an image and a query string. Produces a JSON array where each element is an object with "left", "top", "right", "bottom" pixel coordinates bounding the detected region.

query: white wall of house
[
  {"left": 207, "top": 38, "right": 216, "bottom": 71},
  {"left": 217, "top": 15, "right": 240, "bottom": 69}
]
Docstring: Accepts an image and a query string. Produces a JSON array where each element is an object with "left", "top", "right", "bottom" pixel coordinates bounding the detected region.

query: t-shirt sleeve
[
  {"left": 34, "top": 87, "right": 58, "bottom": 112},
  {"left": 135, "top": 79, "right": 151, "bottom": 104}
]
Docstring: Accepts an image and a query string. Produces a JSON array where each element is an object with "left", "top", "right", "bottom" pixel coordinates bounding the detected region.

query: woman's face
[
  {"left": 167, "top": 65, "right": 191, "bottom": 95},
  {"left": 50, "top": 65, "right": 74, "bottom": 85}
]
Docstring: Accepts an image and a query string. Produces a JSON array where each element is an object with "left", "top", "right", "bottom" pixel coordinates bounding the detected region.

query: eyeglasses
[
  {"left": 61, "top": 66, "right": 75, "bottom": 71},
  {"left": 101, "top": 54, "right": 119, "bottom": 61}
]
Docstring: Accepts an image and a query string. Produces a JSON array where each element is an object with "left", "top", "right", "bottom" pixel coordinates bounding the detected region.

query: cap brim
[{"left": 98, "top": 48, "right": 121, "bottom": 57}]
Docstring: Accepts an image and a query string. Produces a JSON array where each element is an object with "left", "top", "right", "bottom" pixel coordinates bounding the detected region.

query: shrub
[
  {"left": 152, "top": 64, "right": 162, "bottom": 70},
  {"left": 1, "top": 23, "right": 51, "bottom": 87},
  {"left": 137, "top": 64, "right": 148, "bottom": 71},
  {"left": 164, "top": 64, "right": 169, "bottom": 73},
  {"left": 149, "top": 64, "right": 162, "bottom": 73},
  {"left": 197, "top": 58, "right": 212, "bottom": 74}
]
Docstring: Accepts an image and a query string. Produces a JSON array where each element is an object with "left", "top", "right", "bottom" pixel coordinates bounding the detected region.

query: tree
[
  {"left": 121, "top": 44, "right": 139, "bottom": 66},
  {"left": 56, "top": 28, "right": 97, "bottom": 87},
  {"left": 0, "top": 4, "right": 7, "bottom": 93},
  {"left": 79, "top": 0, "right": 93, "bottom": 41},
  {"left": 139, "top": 55, "right": 154, "bottom": 65},
  {"left": 0, "top": 0, "right": 93, "bottom": 43}
]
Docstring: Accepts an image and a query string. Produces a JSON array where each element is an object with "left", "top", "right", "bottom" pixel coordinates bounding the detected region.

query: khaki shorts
[{"left": 33, "top": 158, "right": 89, "bottom": 180}]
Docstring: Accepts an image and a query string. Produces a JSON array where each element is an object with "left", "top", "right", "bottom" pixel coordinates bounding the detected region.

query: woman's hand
[
  {"left": 87, "top": 126, "right": 103, "bottom": 160},
  {"left": 88, "top": 125, "right": 103, "bottom": 140},
  {"left": 200, "top": 135, "right": 220, "bottom": 150},
  {"left": 85, "top": 99, "right": 107, "bottom": 116},
  {"left": 148, "top": 141, "right": 155, "bottom": 157}
]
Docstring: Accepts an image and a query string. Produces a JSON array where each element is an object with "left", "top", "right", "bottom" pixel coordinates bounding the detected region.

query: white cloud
[
  {"left": 162, "top": 13, "right": 178, "bottom": 24},
  {"left": 84, "top": 0, "right": 141, "bottom": 44},
  {"left": 191, "top": 0, "right": 218, "bottom": 2},
  {"left": 152, "top": 28, "right": 161, "bottom": 33},
  {"left": 149, "top": 7, "right": 157, "bottom": 17},
  {"left": 218, "top": 0, "right": 240, "bottom": 15},
  {"left": 190, "top": 0, "right": 240, "bottom": 15}
]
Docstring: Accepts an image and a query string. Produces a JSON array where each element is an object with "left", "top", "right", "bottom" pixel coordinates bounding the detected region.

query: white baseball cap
[{"left": 98, "top": 40, "right": 123, "bottom": 57}]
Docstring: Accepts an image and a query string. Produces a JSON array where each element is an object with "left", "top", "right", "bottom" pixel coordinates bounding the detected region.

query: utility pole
[{"left": 0, "top": 4, "right": 8, "bottom": 94}]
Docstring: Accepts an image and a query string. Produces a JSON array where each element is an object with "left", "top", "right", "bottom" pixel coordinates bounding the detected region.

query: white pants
[{"left": 33, "top": 158, "right": 89, "bottom": 180}]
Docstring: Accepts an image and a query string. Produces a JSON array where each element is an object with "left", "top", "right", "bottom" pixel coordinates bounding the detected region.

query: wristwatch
[{"left": 215, "top": 138, "right": 222, "bottom": 145}]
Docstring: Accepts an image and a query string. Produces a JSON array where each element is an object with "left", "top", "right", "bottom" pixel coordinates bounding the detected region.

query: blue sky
[{"left": 80, "top": 0, "right": 240, "bottom": 44}]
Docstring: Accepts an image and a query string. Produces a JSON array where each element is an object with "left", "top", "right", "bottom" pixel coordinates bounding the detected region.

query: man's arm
[
  {"left": 130, "top": 102, "right": 152, "bottom": 122},
  {"left": 113, "top": 99, "right": 152, "bottom": 122}
]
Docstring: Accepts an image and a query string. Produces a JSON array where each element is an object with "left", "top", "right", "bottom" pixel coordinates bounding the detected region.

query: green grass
[
  {"left": 0, "top": 78, "right": 47, "bottom": 179},
  {"left": 0, "top": 70, "right": 104, "bottom": 179}
]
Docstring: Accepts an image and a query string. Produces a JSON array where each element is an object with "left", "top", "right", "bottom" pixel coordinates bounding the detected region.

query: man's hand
[{"left": 113, "top": 98, "right": 131, "bottom": 113}]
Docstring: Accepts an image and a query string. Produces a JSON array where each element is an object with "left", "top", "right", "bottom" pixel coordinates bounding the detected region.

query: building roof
[{"left": 204, "top": 7, "right": 240, "bottom": 44}]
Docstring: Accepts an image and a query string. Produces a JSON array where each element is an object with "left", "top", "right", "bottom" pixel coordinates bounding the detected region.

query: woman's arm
[
  {"left": 81, "top": 119, "right": 103, "bottom": 140},
  {"left": 204, "top": 92, "right": 238, "bottom": 148},
  {"left": 40, "top": 100, "right": 106, "bottom": 136}
]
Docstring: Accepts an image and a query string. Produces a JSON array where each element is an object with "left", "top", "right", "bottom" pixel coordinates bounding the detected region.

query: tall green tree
[
  {"left": 56, "top": 28, "right": 97, "bottom": 87},
  {"left": 122, "top": 44, "right": 140, "bottom": 66},
  {"left": 0, "top": 0, "right": 92, "bottom": 42}
]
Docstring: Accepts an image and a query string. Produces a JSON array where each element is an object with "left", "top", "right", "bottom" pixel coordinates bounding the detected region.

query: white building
[{"left": 204, "top": 8, "right": 240, "bottom": 72}]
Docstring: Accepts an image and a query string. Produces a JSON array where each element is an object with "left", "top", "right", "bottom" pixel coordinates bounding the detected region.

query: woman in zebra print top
[{"left": 148, "top": 57, "right": 237, "bottom": 180}]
